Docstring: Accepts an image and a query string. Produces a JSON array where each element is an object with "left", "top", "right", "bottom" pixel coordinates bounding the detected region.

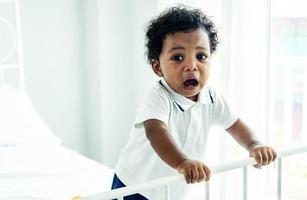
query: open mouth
[{"left": 183, "top": 79, "right": 199, "bottom": 90}]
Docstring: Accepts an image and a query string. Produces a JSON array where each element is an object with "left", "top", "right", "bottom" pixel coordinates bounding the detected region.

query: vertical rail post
[
  {"left": 205, "top": 182, "right": 210, "bottom": 200},
  {"left": 118, "top": 196, "right": 124, "bottom": 200},
  {"left": 243, "top": 166, "right": 248, "bottom": 200},
  {"left": 165, "top": 185, "right": 170, "bottom": 200},
  {"left": 14, "top": 0, "right": 26, "bottom": 90},
  {"left": 277, "top": 158, "right": 282, "bottom": 200}
]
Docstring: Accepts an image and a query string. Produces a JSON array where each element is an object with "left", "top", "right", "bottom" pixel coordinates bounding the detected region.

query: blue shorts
[{"left": 111, "top": 174, "right": 148, "bottom": 200}]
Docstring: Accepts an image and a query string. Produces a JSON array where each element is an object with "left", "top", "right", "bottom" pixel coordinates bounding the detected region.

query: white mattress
[{"left": 0, "top": 142, "right": 113, "bottom": 200}]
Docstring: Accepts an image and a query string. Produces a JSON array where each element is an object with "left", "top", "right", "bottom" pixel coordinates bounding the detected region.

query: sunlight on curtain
[
  {"left": 269, "top": 0, "right": 307, "bottom": 199},
  {"left": 215, "top": 1, "right": 271, "bottom": 199}
]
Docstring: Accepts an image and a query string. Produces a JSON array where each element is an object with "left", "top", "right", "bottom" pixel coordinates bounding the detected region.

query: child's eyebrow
[
  {"left": 196, "top": 46, "right": 209, "bottom": 51},
  {"left": 168, "top": 46, "right": 209, "bottom": 53},
  {"left": 168, "top": 46, "right": 185, "bottom": 52}
]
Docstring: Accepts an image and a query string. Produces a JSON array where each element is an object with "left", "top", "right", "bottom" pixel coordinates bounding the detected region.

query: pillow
[{"left": 0, "top": 84, "right": 61, "bottom": 145}]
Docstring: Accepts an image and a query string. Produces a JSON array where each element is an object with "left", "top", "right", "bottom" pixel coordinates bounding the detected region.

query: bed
[
  {"left": 0, "top": 84, "right": 114, "bottom": 200},
  {"left": 0, "top": 1, "right": 114, "bottom": 198},
  {"left": 1, "top": 1, "right": 114, "bottom": 199}
]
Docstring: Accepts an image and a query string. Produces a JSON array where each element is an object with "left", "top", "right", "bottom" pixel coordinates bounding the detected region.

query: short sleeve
[
  {"left": 211, "top": 90, "right": 238, "bottom": 129},
  {"left": 134, "top": 85, "right": 170, "bottom": 129}
]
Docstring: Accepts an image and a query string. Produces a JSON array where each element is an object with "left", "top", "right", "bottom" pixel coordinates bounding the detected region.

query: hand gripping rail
[{"left": 79, "top": 145, "right": 307, "bottom": 200}]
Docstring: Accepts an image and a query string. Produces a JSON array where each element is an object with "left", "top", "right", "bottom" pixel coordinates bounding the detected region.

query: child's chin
[{"left": 182, "top": 90, "right": 199, "bottom": 100}]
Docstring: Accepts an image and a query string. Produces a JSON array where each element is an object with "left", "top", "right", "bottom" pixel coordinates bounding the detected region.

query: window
[{"left": 269, "top": 0, "right": 307, "bottom": 198}]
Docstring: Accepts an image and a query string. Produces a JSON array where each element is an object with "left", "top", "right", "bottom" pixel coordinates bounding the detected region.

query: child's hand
[
  {"left": 249, "top": 145, "right": 277, "bottom": 169},
  {"left": 176, "top": 159, "right": 211, "bottom": 184}
]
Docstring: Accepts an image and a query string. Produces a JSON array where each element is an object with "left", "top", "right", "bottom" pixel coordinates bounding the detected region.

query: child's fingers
[
  {"left": 182, "top": 168, "right": 192, "bottom": 184},
  {"left": 261, "top": 149, "right": 269, "bottom": 165},
  {"left": 176, "top": 160, "right": 211, "bottom": 183},
  {"left": 254, "top": 164, "right": 262, "bottom": 169},
  {"left": 197, "top": 166, "right": 206, "bottom": 182},
  {"left": 202, "top": 164, "right": 211, "bottom": 181},
  {"left": 267, "top": 148, "right": 275, "bottom": 164},
  {"left": 252, "top": 149, "right": 263, "bottom": 166},
  {"left": 251, "top": 146, "right": 278, "bottom": 168},
  {"left": 191, "top": 167, "right": 199, "bottom": 183}
]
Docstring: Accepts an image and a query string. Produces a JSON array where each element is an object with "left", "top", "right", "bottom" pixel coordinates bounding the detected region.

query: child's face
[{"left": 152, "top": 28, "right": 211, "bottom": 102}]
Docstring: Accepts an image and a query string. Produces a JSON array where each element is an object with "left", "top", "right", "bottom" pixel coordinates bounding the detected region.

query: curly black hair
[{"left": 145, "top": 5, "right": 219, "bottom": 64}]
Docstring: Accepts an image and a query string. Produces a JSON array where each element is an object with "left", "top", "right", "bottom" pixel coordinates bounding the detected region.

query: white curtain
[{"left": 218, "top": 1, "right": 272, "bottom": 199}]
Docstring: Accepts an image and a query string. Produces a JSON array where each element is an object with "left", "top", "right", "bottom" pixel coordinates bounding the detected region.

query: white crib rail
[
  {"left": 0, "top": 0, "right": 25, "bottom": 89},
  {"left": 80, "top": 146, "right": 307, "bottom": 200}
]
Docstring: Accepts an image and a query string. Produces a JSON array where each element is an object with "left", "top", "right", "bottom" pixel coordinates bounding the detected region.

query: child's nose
[{"left": 183, "top": 58, "right": 197, "bottom": 71}]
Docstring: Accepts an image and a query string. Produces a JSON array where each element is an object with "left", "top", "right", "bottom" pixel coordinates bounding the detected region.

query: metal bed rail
[{"left": 80, "top": 145, "right": 307, "bottom": 200}]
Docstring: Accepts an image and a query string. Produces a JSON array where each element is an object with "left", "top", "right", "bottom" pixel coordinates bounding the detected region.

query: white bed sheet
[{"left": 0, "top": 143, "right": 113, "bottom": 200}]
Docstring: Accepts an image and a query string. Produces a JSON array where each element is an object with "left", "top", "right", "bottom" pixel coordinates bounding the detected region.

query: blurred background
[{"left": 1, "top": 0, "right": 306, "bottom": 199}]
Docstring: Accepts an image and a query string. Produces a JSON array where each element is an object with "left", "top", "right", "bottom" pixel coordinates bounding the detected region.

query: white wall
[
  {"left": 20, "top": 0, "right": 86, "bottom": 154},
  {"left": 81, "top": 0, "right": 103, "bottom": 163},
  {"left": 19, "top": 0, "right": 160, "bottom": 167},
  {"left": 97, "top": 0, "right": 158, "bottom": 167}
]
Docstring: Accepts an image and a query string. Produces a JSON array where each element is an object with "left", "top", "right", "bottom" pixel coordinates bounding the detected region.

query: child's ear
[{"left": 151, "top": 60, "right": 163, "bottom": 77}]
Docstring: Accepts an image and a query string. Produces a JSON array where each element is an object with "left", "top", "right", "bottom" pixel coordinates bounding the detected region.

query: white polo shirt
[{"left": 114, "top": 78, "right": 237, "bottom": 200}]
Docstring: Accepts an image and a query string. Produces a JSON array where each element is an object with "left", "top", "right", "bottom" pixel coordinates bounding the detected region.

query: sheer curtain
[{"left": 218, "top": 1, "right": 272, "bottom": 199}]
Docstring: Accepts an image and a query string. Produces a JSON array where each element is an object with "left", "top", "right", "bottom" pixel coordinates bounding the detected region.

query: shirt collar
[{"left": 159, "top": 78, "right": 214, "bottom": 112}]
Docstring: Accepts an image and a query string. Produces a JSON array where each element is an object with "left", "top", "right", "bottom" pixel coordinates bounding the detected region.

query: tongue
[{"left": 184, "top": 84, "right": 195, "bottom": 90}]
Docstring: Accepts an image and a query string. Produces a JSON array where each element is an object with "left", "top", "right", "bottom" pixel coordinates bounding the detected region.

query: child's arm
[
  {"left": 226, "top": 118, "right": 277, "bottom": 168},
  {"left": 144, "top": 119, "right": 211, "bottom": 183}
]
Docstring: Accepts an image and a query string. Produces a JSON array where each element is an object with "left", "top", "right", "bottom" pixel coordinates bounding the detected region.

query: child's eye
[
  {"left": 196, "top": 53, "right": 207, "bottom": 61},
  {"left": 171, "top": 55, "right": 183, "bottom": 62}
]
